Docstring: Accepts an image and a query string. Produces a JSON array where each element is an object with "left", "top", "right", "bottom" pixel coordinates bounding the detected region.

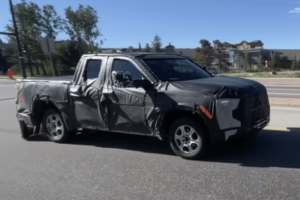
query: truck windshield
[{"left": 142, "top": 58, "right": 211, "bottom": 81}]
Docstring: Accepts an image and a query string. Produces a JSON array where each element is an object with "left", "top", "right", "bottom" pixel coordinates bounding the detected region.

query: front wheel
[
  {"left": 42, "top": 109, "right": 73, "bottom": 143},
  {"left": 169, "top": 118, "right": 208, "bottom": 159}
]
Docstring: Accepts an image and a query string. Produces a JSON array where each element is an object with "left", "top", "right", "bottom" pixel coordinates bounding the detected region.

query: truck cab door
[
  {"left": 105, "top": 58, "right": 151, "bottom": 134},
  {"left": 70, "top": 57, "right": 107, "bottom": 130}
]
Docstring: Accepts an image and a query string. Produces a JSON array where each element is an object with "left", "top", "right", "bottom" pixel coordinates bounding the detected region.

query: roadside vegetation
[
  {"left": 1, "top": 0, "right": 103, "bottom": 77},
  {"left": 0, "top": 0, "right": 165, "bottom": 78},
  {"left": 0, "top": 0, "right": 299, "bottom": 78}
]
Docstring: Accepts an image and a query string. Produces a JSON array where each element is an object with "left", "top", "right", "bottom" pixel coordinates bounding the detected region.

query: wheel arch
[
  {"left": 31, "top": 98, "right": 76, "bottom": 131},
  {"left": 159, "top": 109, "right": 211, "bottom": 143}
]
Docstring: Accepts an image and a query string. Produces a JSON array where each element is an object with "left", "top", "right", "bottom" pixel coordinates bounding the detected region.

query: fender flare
[{"left": 30, "top": 95, "right": 79, "bottom": 132}]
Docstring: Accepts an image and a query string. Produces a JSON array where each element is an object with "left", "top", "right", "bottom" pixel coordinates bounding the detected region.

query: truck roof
[{"left": 82, "top": 52, "right": 186, "bottom": 59}]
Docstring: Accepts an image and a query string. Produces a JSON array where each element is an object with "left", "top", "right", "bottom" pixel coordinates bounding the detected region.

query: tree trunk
[
  {"left": 34, "top": 63, "right": 40, "bottom": 75},
  {"left": 40, "top": 60, "right": 47, "bottom": 76},
  {"left": 52, "top": 56, "right": 59, "bottom": 76},
  {"left": 27, "top": 65, "right": 34, "bottom": 77},
  {"left": 27, "top": 51, "right": 40, "bottom": 75},
  {"left": 27, "top": 58, "right": 34, "bottom": 77},
  {"left": 24, "top": 45, "right": 34, "bottom": 76}
]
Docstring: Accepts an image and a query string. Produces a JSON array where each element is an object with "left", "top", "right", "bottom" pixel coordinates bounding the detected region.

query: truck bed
[{"left": 16, "top": 75, "right": 73, "bottom": 83}]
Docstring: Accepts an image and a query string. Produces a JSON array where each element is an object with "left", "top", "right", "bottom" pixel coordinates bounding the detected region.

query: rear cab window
[{"left": 84, "top": 60, "right": 102, "bottom": 84}]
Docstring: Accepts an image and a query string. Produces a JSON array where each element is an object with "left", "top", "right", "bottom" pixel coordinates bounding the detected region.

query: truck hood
[{"left": 166, "top": 77, "right": 266, "bottom": 97}]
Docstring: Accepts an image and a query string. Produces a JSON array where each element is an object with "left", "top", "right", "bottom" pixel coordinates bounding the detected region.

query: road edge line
[{"left": 264, "top": 126, "right": 288, "bottom": 131}]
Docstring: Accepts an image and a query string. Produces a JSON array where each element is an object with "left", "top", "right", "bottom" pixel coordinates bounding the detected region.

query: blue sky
[{"left": 0, "top": 0, "right": 300, "bottom": 49}]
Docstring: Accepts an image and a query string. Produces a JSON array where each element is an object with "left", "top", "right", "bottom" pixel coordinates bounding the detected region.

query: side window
[
  {"left": 111, "top": 59, "right": 143, "bottom": 87},
  {"left": 112, "top": 59, "right": 143, "bottom": 80},
  {"left": 85, "top": 60, "right": 102, "bottom": 80}
]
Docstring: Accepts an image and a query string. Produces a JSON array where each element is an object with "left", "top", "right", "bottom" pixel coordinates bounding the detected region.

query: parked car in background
[{"left": 207, "top": 67, "right": 220, "bottom": 75}]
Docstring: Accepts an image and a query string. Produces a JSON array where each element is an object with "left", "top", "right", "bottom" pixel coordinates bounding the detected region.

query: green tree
[
  {"left": 41, "top": 5, "right": 64, "bottom": 39},
  {"left": 260, "top": 55, "right": 268, "bottom": 67},
  {"left": 291, "top": 56, "right": 298, "bottom": 70},
  {"left": 128, "top": 46, "right": 134, "bottom": 52},
  {"left": 0, "top": 48, "right": 9, "bottom": 73},
  {"left": 270, "top": 52, "right": 280, "bottom": 72},
  {"left": 65, "top": 5, "right": 101, "bottom": 53},
  {"left": 151, "top": 34, "right": 162, "bottom": 52},
  {"left": 3, "top": 34, "right": 21, "bottom": 73},
  {"left": 213, "top": 40, "right": 227, "bottom": 70},
  {"left": 238, "top": 51, "right": 245, "bottom": 67},
  {"left": 55, "top": 40, "right": 81, "bottom": 74},
  {"left": 231, "top": 51, "right": 246, "bottom": 69},
  {"left": 194, "top": 39, "right": 214, "bottom": 67},
  {"left": 145, "top": 43, "right": 151, "bottom": 52},
  {"left": 5, "top": 1, "right": 67, "bottom": 76},
  {"left": 245, "top": 52, "right": 251, "bottom": 69},
  {"left": 9, "top": 0, "right": 44, "bottom": 76},
  {"left": 0, "top": 39, "right": 6, "bottom": 50}
]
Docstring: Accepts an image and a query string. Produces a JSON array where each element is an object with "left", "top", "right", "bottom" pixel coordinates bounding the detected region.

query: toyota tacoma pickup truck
[{"left": 15, "top": 52, "right": 270, "bottom": 159}]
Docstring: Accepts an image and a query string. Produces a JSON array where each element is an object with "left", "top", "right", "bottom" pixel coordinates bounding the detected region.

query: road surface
[
  {"left": 266, "top": 85, "right": 300, "bottom": 98},
  {"left": 1, "top": 79, "right": 300, "bottom": 199}
]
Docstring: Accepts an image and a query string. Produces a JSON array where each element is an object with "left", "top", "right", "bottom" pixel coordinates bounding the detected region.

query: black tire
[
  {"left": 213, "top": 71, "right": 218, "bottom": 76},
  {"left": 42, "top": 109, "right": 73, "bottom": 143},
  {"left": 19, "top": 121, "right": 33, "bottom": 140},
  {"left": 169, "top": 118, "right": 208, "bottom": 160}
]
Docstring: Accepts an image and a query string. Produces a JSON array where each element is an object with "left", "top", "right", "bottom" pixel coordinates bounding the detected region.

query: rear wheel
[
  {"left": 169, "top": 118, "right": 208, "bottom": 159},
  {"left": 42, "top": 109, "right": 73, "bottom": 143}
]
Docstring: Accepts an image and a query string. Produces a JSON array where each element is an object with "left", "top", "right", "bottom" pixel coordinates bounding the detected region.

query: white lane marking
[
  {"left": 271, "top": 107, "right": 300, "bottom": 111},
  {"left": 268, "top": 93, "right": 300, "bottom": 96},
  {"left": 264, "top": 85, "right": 300, "bottom": 87},
  {"left": 267, "top": 88, "right": 300, "bottom": 91},
  {"left": 264, "top": 126, "right": 288, "bottom": 131}
]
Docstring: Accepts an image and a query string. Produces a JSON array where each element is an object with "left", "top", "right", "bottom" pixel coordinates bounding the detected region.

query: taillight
[{"left": 19, "top": 92, "right": 24, "bottom": 104}]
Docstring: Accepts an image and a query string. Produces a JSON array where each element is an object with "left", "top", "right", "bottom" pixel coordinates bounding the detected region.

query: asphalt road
[
  {"left": 1, "top": 79, "right": 300, "bottom": 199},
  {"left": 266, "top": 85, "right": 300, "bottom": 98}
]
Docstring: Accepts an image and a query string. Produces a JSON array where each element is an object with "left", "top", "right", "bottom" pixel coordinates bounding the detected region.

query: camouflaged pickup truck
[{"left": 15, "top": 52, "right": 270, "bottom": 159}]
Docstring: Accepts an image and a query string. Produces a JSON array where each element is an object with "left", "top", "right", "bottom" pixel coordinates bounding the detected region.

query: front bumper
[
  {"left": 224, "top": 116, "right": 269, "bottom": 141},
  {"left": 207, "top": 88, "right": 270, "bottom": 144}
]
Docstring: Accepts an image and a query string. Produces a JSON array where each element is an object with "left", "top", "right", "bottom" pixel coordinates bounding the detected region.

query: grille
[{"left": 235, "top": 90, "right": 270, "bottom": 128}]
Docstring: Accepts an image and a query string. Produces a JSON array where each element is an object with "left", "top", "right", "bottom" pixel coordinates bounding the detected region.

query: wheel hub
[
  {"left": 51, "top": 123, "right": 56, "bottom": 129},
  {"left": 174, "top": 125, "right": 202, "bottom": 154},
  {"left": 46, "top": 114, "right": 64, "bottom": 140},
  {"left": 183, "top": 136, "right": 190, "bottom": 142}
]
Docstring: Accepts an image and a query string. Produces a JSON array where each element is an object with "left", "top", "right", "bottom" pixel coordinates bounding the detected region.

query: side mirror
[{"left": 132, "top": 79, "right": 152, "bottom": 89}]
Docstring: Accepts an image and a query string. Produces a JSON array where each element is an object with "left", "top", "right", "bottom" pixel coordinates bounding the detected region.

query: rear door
[{"left": 70, "top": 57, "right": 107, "bottom": 130}]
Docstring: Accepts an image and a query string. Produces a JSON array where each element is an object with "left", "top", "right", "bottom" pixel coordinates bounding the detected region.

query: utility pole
[{"left": 9, "top": 0, "right": 27, "bottom": 78}]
